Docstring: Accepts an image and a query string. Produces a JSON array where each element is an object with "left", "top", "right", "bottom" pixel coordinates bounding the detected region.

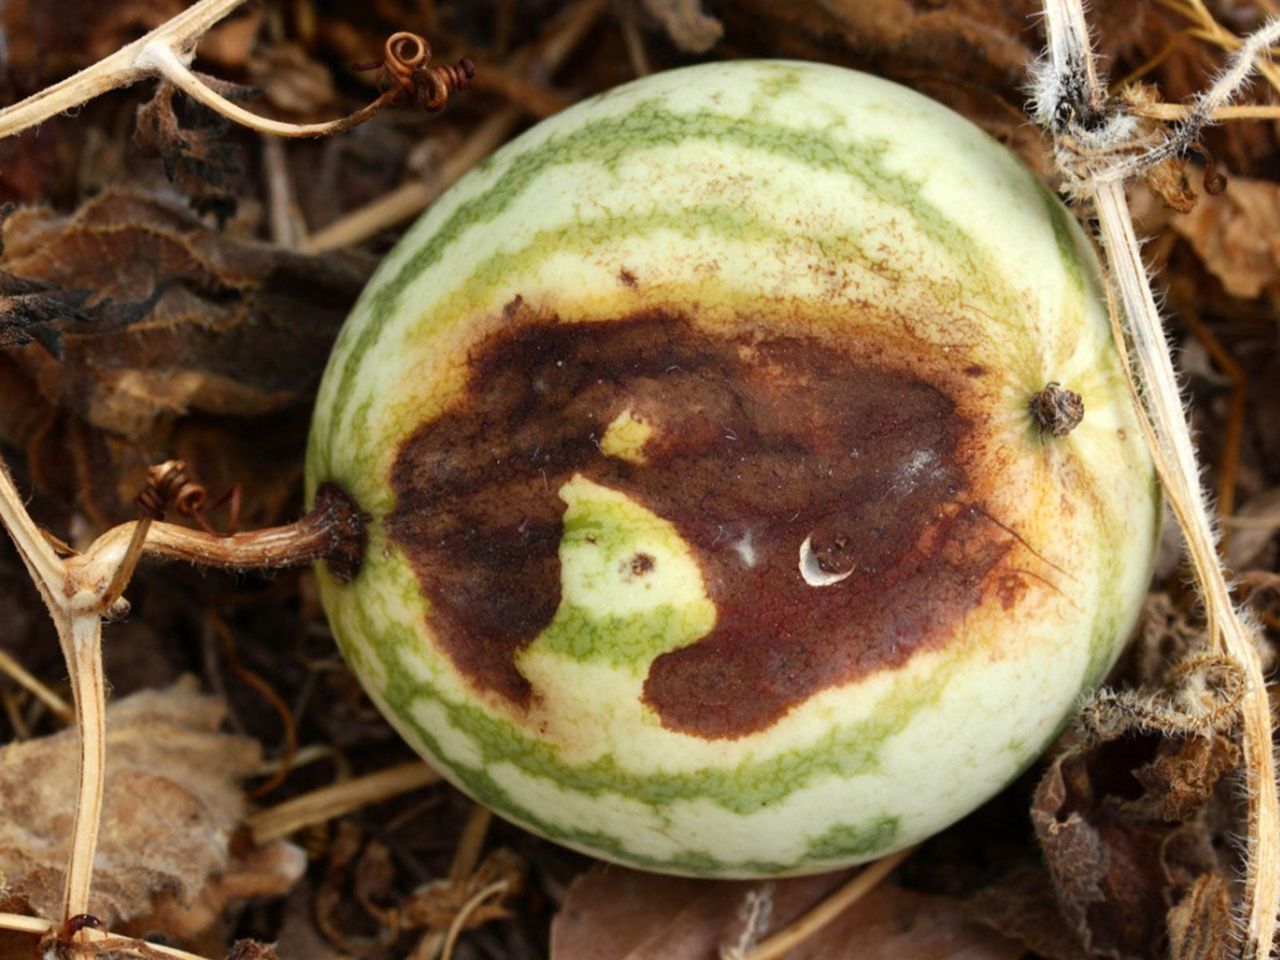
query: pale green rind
[{"left": 306, "top": 60, "right": 1160, "bottom": 876}]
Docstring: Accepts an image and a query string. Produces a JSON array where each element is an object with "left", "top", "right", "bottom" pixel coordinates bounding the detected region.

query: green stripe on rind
[
  {"left": 339, "top": 552, "right": 950, "bottom": 813},
  {"left": 305, "top": 60, "right": 1160, "bottom": 876},
  {"left": 308, "top": 64, "right": 1049, "bottom": 488},
  {"left": 328, "top": 99, "right": 984, "bottom": 407},
  {"left": 329, "top": 562, "right": 917, "bottom": 873},
  {"left": 315, "top": 517, "right": 1142, "bottom": 874}
]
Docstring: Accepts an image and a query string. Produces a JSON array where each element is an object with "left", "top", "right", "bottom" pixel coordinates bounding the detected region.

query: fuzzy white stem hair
[{"left": 1035, "top": 1, "right": 1280, "bottom": 957}]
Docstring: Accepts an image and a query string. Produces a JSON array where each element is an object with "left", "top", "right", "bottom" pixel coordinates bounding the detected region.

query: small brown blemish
[
  {"left": 618, "top": 268, "right": 638, "bottom": 288},
  {"left": 629, "top": 552, "right": 655, "bottom": 576},
  {"left": 964, "top": 364, "right": 987, "bottom": 378},
  {"left": 502, "top": 294, "right": 525, "bottom": 319},
  {"left": 1029, "top": 381, "right": 1084, "bottom": 439},
  {"left": 387, "top": 312, "right": 1017, "bottom": 739}
]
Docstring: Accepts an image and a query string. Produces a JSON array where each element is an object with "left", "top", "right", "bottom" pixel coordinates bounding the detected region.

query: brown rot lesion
[
  {"left": 1029, "top": 381, "right": 1085, "bottom": 439},
  {"left": 384, "top": 309, "right": 1020, "bottom": 739}
]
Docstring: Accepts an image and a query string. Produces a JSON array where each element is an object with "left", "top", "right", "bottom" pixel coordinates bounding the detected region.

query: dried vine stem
[
  {"left": 0, "top": 456, "right": 364, "bottom": 936},
  {"left": 1035, "top": 2, "right": 1279, "bottom": 956},
  {"left": 0, "top": 0, "right": 251, "bottom": 139},
  {"left": 304, "top": 0, "right": 604, "bottom": 252},
  {"left": 0, "top": 912, "right": 212, "bottom": 960},
  {"left": 0, "top": 460, "right": 108, "bottom": 924},
  {"left": 740, "top": 846, "right": 916, "bottom": 960},
  {"left": 0, "top": 0, "right": 473, "bottom": 141}
]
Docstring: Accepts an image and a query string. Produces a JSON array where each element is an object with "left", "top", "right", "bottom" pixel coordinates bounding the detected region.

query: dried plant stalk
[
  {"left": 0, "top": 461, "right": 107, "bottom": 923},
  {"left": 0, "top": 0, "right": 252, "bottom": 139},
  {"left": 0, "top": 456, "right": 364, "bottom": 934},
  {"left": 741, "top": 846, "right": 916, "bottom": 960},
  {"left": 0, "top": 0, "right": 472, "bottom": 141},
  {"left": 0, "top": 911, "right": 211, "bottom": 960},
  {"left": 1036, "top": 1, "right": 1279, "bottom": 956}
]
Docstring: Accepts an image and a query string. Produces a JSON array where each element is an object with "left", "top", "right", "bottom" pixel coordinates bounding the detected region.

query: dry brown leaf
[
  {"left": 122, "top": 838, "right": 306, "bottom": 945},
  {"left": 641, "top": 0, "right": 723, "bottom": 54},
  {"left": 1167, "top": 872, "right": 1233, "bottom": 960},
  {"left": 968, "top": 866, "right": 1092, "bottom": 960},
  {"left": 0, "top": 676, "right": 265, "bottom": 926},
  {"left": 1173, "top": 177, "right": 1280, "bottom": 300},
  {"left": 1031, "top": 727, "right": 1238, "bottom": 959},
  {"left": 550, "top": 865, "right": 1022, "bottom": 960},
  {"left": 0, "top": 187, "right": 372, "bottom": 523},
  {"left": 134, "top": 79, "right": 251, "bottom": 223}
]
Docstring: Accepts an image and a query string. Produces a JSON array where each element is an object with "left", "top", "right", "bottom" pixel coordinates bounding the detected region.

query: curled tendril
[
  {"left": 137, "top": 460, "right": 241, "bottom": 536},
  {"left": 1187, "top": 141, "right": 1227, "bottom": 195},
  {"left": 356, "top": 31, "right": 476, "bottom": 114}
]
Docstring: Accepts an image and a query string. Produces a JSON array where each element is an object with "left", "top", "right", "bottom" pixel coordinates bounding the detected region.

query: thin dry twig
[
  {"left": 248, "top": 761, "right": 441, "bottom": 844},
  {"left": 1035, "top": 2, "right": 1280, "bottom": 956},
  {"left": 741, "top": 846, "right": 916, "bottom": 960},
  {"left": 0, "top": 912, "right": 211, "bottom": 960},
  {"left": 304, "top": 0, "right": 605, "bottom": 251},
  {"left": 0, "top": 0, "right": 472, "bottom": 141},
  {"left": 439, "top": 880, "right": 511, "bottom": 960},
  {"left": 0, "top": 647, "right": 73, "bottom": 721}
]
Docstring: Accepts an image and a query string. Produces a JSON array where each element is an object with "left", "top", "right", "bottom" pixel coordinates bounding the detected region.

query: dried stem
[
  {"left": 0, "top": 453, "right": 365, "bottom": 930},
  {"left": 0, "top": 0, "right": 471, "bottom": 142},
  {"left": 1, "top": 460, "right": 108, "bottom": 924},
  {"left": 1037, "top": 1, "right": 1280, "bottom": 955},
  {"left": 78, "top": 483, "right": 365, "bottom": 587},
  {"left": 58, "top": 615, "right": 107, "bottom": 921},
  {"left": 248, "top": 761, "right": 440, "bottom": 844},
  {"left": 743, "top": 846, "right": 916, "bottom": 960},
  {"left": 0, "top": 0, "right": 252, "bottom": 139},
  {"left": 0, "top": 912, "right": 212, "bottom": 960},
  {"left": 1134, "top": 102, "right": 1280, "bottom": 121},
  {"left": 137, "top": 42, "right": 400, "bottom": 138},
  {"left": 304, "top": 0, "right": 604, "bottom": 251}
]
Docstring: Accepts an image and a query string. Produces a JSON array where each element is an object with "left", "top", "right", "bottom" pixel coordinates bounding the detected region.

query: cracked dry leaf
[
  {"left": 123, "top": 838, "right": 306, "bottom": 945},
  {"left": 551, "top": 866, "right": 1022, "bottom": 960},
  {"left": 1173, "top": 177, "right": 1280, "bottom": 301},
  {"left": 134, "top": 79, "right": 251, "bottom": 223},
  {"left": 0, "top": 187, "right": 372, "bottom": 522},
  {"left": 1031, "top": 727, "right": 1239, "bottom": 960},
  {"left": 0, "top": 677, "right": 266, "bottom": 927}
]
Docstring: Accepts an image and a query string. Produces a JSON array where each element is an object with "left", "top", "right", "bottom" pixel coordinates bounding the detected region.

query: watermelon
[{"left": 305, "top": 60, "right": 1159, "bottom": 876}]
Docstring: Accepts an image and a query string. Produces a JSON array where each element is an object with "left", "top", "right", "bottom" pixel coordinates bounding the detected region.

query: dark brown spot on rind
[
  {"left": 386, "top": 312, "right": 1016, "bottom": 739},
  {"left": 629, "top": 552, "right": 655, "bottom": 576},
  {"left": 1029, "top": 381, "right": 1085, "bottom": 439},
  {"left": 618, "top": 268, "right": 638, "bottom": 288},
  {"left": 312, "top": 482, "right": 368, "bottom": 583}
]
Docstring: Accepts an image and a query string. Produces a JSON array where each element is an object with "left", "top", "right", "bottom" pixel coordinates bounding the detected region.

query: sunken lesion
[{"left": 384, "top": 308, "right": 1023, "bottom": 740}]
